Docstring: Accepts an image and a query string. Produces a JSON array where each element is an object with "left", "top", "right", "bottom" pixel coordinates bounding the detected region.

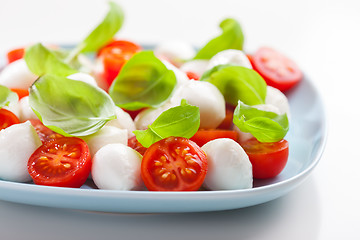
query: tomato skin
[
  {"left": 240, "top": 138, "right": 289, "bottom": 179},
  {"left": 250, "top": 47, "right": 302, "bottom": 92},
  {"left": 141, "top": 137, "right": 207, "bottom": 191},
  {"left": 186, "top": 71, "right": 200, "bottom": 80},
  {"left": 217, "top": 104, "right": 235, "bottom": 130},
  {"left": 0, "top": 108, "right": 20, "bottom": 130},
  {"left": 29, "top": 119, "right": 63, "bottom": 143},
  {"left": 128, "top": 136, "right": 147, "bottom": 155},
  {"left": 11, "top": 88, "right": 29, "bottom": 99},
  {"left": 98, "top": 40, "right": 142, "bottom": 86},
  {"left": 7, "top": 47, "right": 25, "bottom": 64},
  {"left": 190, "top": 129, "right": 238, "bottom": 147},
  {"left": 28, "top": 137, "right": 91, "bottom": 188}
]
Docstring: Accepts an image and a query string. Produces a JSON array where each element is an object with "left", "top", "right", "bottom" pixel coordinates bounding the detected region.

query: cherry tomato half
[
  {"left": 0, "top": 108, "right": 20, "bottom": 130},
  {"left": 141, "top": 137, "right": 207, "bottom": 191},
  {"left": 11, "top": 88, "right": 29, "bottom": 99},
  {"left": 29, "top": 119, "right": 63, "bottom": 143},
  {"left": 250, "top": 47, "right": 302, "bottom": 92},
  {"left": 98, "top": 40, "right": 142, "bottom": 86},
  {"left": 240, "top": 138, "right": 289, "bottom": 179},
  {"left": 217, "top": 104, "right": 235, "bottom": 130},
  {"left": 190, "top": 129, "right": 238, "bottom": 147},
  {"left": 28, "top": 137, "right": 92, "bottom": 188},
  {"left": 7, "top": 47, "right": 25, "bottom": 64}
]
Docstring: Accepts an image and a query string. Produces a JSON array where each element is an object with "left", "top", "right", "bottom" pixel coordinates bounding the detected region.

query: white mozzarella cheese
[
  {"left": 265, "top": 86, "right": 290, "bottom": 117},
  {"left": 161, "top": 60, "right": 189, "bottom": 87},
  {"left": 134, "top": 102, "right": 176, "bottom": 130},
  {"left": 0, "top": 59, "right": 38, "bottom": 89},
  {"left": 18, "top": 96, "right": 38, "bottom": 121},
  {"left": 154, "top": 41, "right": 196, "bottom": 66},
  {"left": 106, "top": 106, "right": 136, "bottom": 137},
  {"left": 206, "top": 49, "right": 252, "bottom": 70},
  {"left": 179, "top": 60, "right": 209, "bottom": 78}
]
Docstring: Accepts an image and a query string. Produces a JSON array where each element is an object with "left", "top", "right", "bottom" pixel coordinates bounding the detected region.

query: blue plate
[{"left": 0, "top": 61, "right": 327, "bottom": 212}]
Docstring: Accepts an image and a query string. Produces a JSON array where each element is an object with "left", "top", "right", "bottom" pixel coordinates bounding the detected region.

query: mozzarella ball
[
  {"left": 0, "top": 59, "right": 38, "bottom": 89},
  {"left": 0, "top": 121, "right": 42, "bottom": 182},
  {"left": 201, "top": 138, "right": 252, "bottom": 190},
  {"left": 265, "top": 86, "right": 291, "bottom": 117},
  {"left": 154, "top": 41, "right": 196, "bottom": 66},
  {"left": 106, "top": 106, "right": 136, "bottom": 137},
  {"left": 92, "top": 143, "right": 143, "bottom": 190},
  {"left": 161, "top": 60, "right": 189, "bottom": 86},
  {"left": 82, "top": 126, "right": 128, "bottom": 157},
  {"left": 207, "top": 49, "right": 252, "bottom": 70},
  {"left": 3, "top": 101, "right": 21, "bottom": 119},
  {"left": 170, "top": 81, "right": 225, "bottom": 129},
  {"left": 134, "top": 102, "right": 176, "bottom": 130},
  {"left": 67, "top": 72, "right": 98, "bottom": 87},
  {"left": 18, "top": 96, "right": 38, "bottom": 121},
  {"left": 179, "top": 60, "right": 209, "bottom": 78}
]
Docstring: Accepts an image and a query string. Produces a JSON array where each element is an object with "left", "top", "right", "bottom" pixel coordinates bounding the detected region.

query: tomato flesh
[
  {"left": 240, "top": 138, "right": 289, "bottom": 179},
  {"left": 190, "top": 129, "right": 238, "bottom": 147},
  {"left": 250, "top": 47, "right": 302, "bottom": 92},
  {"left": 0, "top": 108, "right": 20, "bottom": 130},
  {"left": 7, "top": 47, "right": 25, "bottom": 64},
  {"left": 141, "top": 137, "right": 207, "bottom": 191},
  {"left": 29, "top": 119, "right": 63, "bottom": 143},
  {"left": 28, "top": 137, "right": 91, "bottom": 188},
  {"left": 11, "top": 88, "right": 29, "bottom": 99}
]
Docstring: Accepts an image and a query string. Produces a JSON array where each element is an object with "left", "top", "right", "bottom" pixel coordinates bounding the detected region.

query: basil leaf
[
  {"left": 75, "top": 1, "right": 124, "bottom": 54},
  {"left": 109, "top": 51, "right": 177, "bottom": 110},
  {"left": 0, "top": 85, "right": 18, "bottom": 109},
  {"left": 194, "top": 18, "right": 244, "bottom": 60},
  {"left": 29, "top": 74, "right": 116, "bottom": 136},
  {"left": 201, "top": 65, "right": 267, "bottom": 106},
  {"left": 134, "top": 100, "right": 200, "bottom": 148},
  {"left": 25, "top": 43, "right": 77, "bottom": 76},
  {"left": 233, "top": 101, "right": 289, "bottom": 142}
]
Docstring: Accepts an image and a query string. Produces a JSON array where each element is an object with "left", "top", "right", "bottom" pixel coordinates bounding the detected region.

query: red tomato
[
  {"left": 11, "top": 88, "right": 29, "bottom": 99},
  {"left": 217, "top": 104, "right": 235, "bottom": 130},
  {"left": 7, "top": 47, "right": 25, "bottom": 64},
  {"left": 240, "top": 138, "right": 289, "bottom": 179},
  {"left": 29, "top": 119, "right": 63, "bottom": 143},
  {"left": 250, "top": 47, "right": 302, "bottom": 92},
  {"left": 186, "top": 71, "right": 200, "bottom": 80},
  {"left": 28, "top": 137, "right": 91, "bottom": 188},
  {"left": 98, "top": 40, "right": 142, "bottom": 86},
  {"left": 0, "top": 108, "right": 20, "bottom": 130},
  {"left": 128, "top": 136, "right": 147, "bottom": 155},
  {"left": 190, "top": 129, "right": 238, "bottom": 147},
  {"left": 141, "top": 137, "right": 207, "bottom": 191}
]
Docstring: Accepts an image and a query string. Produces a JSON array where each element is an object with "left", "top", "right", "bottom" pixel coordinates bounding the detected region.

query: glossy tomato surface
[
  {"left": 7, "top": 47, "right": 25, "bottom": 64},
  {"left": 0, "top": 108, "right": 20, "bottom": 130},
  {"left": 28, "top": 137, "right": 91, "bottom": 188},
  {"left": 241, "top": 138, "right": 289, "bottom": 179},
  {"left": 190, "top": 129, "right": 238, "bottom": 147},
  {"left": 10, "top": 88, "right": 29, "bottom": 99},
  {"left": 128, "top": 135, "right": 147, "bottom": 155},
  {"left": 29, "top": 119, "right": 63, "bottom": 143},
  {"left": 141, "top": 137, "right": 207, "bottom": 191},
  {"left": 250, "top": 47, "right": 302, "bottom": 92}
]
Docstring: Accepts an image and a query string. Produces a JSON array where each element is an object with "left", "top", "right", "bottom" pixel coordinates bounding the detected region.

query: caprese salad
[{"left": 0, "top": 2, "right": 302, "bottom": 192}]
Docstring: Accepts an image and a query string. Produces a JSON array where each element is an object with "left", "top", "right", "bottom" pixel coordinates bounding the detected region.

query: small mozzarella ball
[
  {"left": 3, "top": 101, "right": 21, "bottom": 119},
  {"left": 170, "top": 81, "right": 225, "bottom": 129},
  {"left": 92, "top": 59, "right": 109, "bottom": 90},
  {"left": 180, "top": 60, "right": 209, "bottom": 78},
  {"left": 92, "top": 143, "right": 143, "bottom": 190},
  {"left": 0, "top": 121, "right": 42, "bottom": 182},
  {"left": 18, "top": 96, "right": 38, "bottom": 121},
  {"left": 154, "top": 41, "right": 196, "bottom": 66},
  {"left": 106, "top": 106, "right": 136, "bottom": 137},
  {"left": 201, "top": 138, "right": 252, "bottom": 190},
  {"left": 82, "top": 126, "right": 128, "bottom": 157},
  {"left": 265, "top": 86, "right": 290, "bottom": 117},
  {"left": 0, "top": 59, "right": 38, "bottom": 89},
  {"left": 134, "top": 102, "right": 176, "bottom": 130},
  {"left": 207, "top": 49, "right": 252, "bottom": 70},
  {"left": 67, "top": 72, "right": 98, "bottom": 87},
  {"left": 161, "top": 60, "right": 189, "bottom": 86},
  {"left": 232, "top": 125, "right": 253, "bottom": 143}
]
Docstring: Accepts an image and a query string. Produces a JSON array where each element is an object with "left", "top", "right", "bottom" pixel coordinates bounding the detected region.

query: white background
[{"left": 0, "top": 0, "right": 359, "bottom": 239}]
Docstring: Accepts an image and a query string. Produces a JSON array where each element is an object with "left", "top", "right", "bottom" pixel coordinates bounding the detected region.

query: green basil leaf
[
  {"left": 29, "top": 74, "right": 116, "bottom": 136},
  {"left": 194, "top": 18, "right": 244, "bottom": 60},
  {"left": 109, "top": 51, "right": 177, "bottom": 110},
  {"left": 25, "top": 43, "right": 77, "bottom": 76},
  {"left": 134, "top": 100, "right": 200, "bottom": 147},
  {"left": 201, "top": 65, "right": 267, "bottom": 106},
  {"left": 0, "top": 85, "right": 18, "bottom": 109},
  {"left": 233, "top": 101, "right": 289, "bottom": 142}
]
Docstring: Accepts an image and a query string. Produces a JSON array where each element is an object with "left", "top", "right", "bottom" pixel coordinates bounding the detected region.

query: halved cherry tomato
[
  {"left": 98, "top": 40, "right": 142, "bottom": 86},
  {"left": 141, "top": 137, "right": 207, "bottom": 191},
  {"left": 250, "top": 47, "right": 302, "bottom": 92},
  {"left": 7, "top": 47, "right": 25, "bottom": 64},
  {"left": 217, "top": 104, "right": 235, "bottom": 130},
  {"left": 186, "top": 71, "right": 200, "bottom": 80},
  {"left": 27, "top": 137, "right": 91, "bottom": 188},
  {"left": 240, "top": 138, "right": 289, "bottom": 179},
  {"left": 190, "top": 129, "right": 238, "bottom": 147},
  {"left": 10, "top": 88, "right": 29, "bottom": 99},
  {"left": 29, "top": 119, "right": 63, "bottom": 143},
  {"left": 0, "top": 108, "right": 20, "bottom": 130},
  {"left": 128, "top": 135, "right": 147, "bottom": 155}
]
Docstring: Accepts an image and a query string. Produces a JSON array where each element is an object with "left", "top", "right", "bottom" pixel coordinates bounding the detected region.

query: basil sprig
[
  {"left": 29, "top": 74, "right": 116, "bottom": 136},
  {"left": 0, "top": 85, "right": 18, "bottom": 109},
  {"left": 233, "top": 101, "right": 289, "bottom": 142},
  {"left": 109, "top": 51, "right": 176, "bottom": 110},
  {"left": 194, "top": 18, "right": 244, "bottom": 60},
  {"left": 134, "top": 100, "right": 200, "bottom": 148}
]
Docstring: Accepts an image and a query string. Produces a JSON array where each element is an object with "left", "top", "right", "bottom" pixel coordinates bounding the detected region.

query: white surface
[{"left": 0, "top": 0, "right": 359, "bottom": 239}]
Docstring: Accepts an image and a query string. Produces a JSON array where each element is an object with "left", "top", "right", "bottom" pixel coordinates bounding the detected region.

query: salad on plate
[{"left": 0, "top": 2, "right": 303, "bottom": 193}]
